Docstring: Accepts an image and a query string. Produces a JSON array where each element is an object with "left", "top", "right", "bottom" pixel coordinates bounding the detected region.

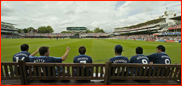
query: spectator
[
  {"left": 147, "top": 45, "right": 171, "bottom": 64},
  {"left": 130, "top": 47, "right": 149, "bottom": 76},
  {"left": 13, "top": 44, "right": 31, "bottom": 62},
  {"left": 73, "top": 46, "right": 92, "bottom": 76},
  {"left": 109, "top": 45, "right": 130, "bottom": 76},
  {"left": 29, "top": 46, "right": 70, "bottom": 76}
]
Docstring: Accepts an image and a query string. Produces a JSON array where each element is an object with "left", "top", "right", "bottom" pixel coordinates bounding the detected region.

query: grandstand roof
[
  {"left": 1, "top": 22, "right": 16, "bottom": 25},
  {"left": 170, "top": 16, "right": 181, "bottom": 20},
  {"left": 122, "top": 18, "right": 165, "bottom": 29}
]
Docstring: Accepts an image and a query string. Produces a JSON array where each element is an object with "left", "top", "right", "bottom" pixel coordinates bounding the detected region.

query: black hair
[
  {"left": 136, "top": 47, "right": 143, "bottom": 54},
  {"left": 156, "top": 45, "right": 165, "bottom": 52},
  {"left": 20, "top": 44, "right": 29, "bottom": 51},
  {"left": 79, "top": 46, "right": 86, "bottom": 54},
  {"left": 39, "top": 46, "right": 49, "bottom": 56},
  {"left": 115, "top": 50, "right": 122, "bottom": 54}
]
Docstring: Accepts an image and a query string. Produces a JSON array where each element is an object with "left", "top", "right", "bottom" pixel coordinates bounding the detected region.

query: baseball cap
[{"left": 114, "top": 45, "right": 124, "bottom": 52}]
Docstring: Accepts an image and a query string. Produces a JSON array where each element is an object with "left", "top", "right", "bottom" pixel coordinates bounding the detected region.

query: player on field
[
  {"left": 13, "top": 44, "right": 31, "bottom": 62},
  {"left": 29, "top": 46, "right": 70, "bottom": 76},
  {"left": 109, "top": 45, "right": 130, "bottom": 76},
  {"left": 147, "top": 45, "right": 171, "bottom": 64},
  {"left": 73, "top": 46, "right": 92, "bottom": 76},
  {"left": 130, "top": 47, "right": 149, "bottom": 76}
]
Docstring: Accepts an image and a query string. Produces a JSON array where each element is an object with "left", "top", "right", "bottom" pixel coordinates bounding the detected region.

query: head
[
  {"left": 39, "top": 46, "right": 50, "bottom": 56},
  {"left": 156, "top": 45, "right": 165, "bottom": 53},
  {"left": 20, "top": 44, "right": 29, "bottom": 52},
  {"left": 136, "top": 47, "right": 143, "bottom": 54},
  {"left": 114, "top": 45, "right": 123, "bottom": 55},
  {"left": 79, "top": 46, "right": 86, "bottom": 55}
]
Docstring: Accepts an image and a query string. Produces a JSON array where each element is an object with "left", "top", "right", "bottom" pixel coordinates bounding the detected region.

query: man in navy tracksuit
[
  {"left": 13, "top": 44, "right": 31, "bottom": 75},
  {"left": 147, "top": 45, "right": 171, "bottom": 64},
  {"left": 130, "top": 47, "right": 149, "bottom": 76},
  {"left": 147, "top": 45, "right": 171, "bottom": 76},
  {"left": 13, "top": 44, "right": 31, "bottom": 62},
  {"left": 109, "top": 45, "right": 130, "bottom": 76},
  {"left": 73, "top": 46, "right": 92, "bottom": 76},
  {"left": 29, "top": 46, "right": 70, "bottom": 76}
]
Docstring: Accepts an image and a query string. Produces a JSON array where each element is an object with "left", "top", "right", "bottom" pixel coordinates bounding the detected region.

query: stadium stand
[
  {"left": 112, "top": 11, "right": 181, "bottom": 43},
  {"left": 1, "top": 22, "right": 20, "bottom": 38},
  {"left": 1, "top": 60, "right": 181, "bottom": 85},
  {"left": 80, "top": 33, "right": 110, "bottom": 38}
]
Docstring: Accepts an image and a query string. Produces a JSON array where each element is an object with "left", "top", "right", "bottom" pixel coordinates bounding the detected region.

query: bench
[
  {"left": 21, "top": 60, "right": 106, "bottom": 85},
  {"left": 1, "top": 61, "right": 181, "bottom": 85},
  {"left": 106, "top": 62, "right": 181, "bottom": 85},
  {"left": 1, "top": 61, "right": 24, "bottom": 85}
]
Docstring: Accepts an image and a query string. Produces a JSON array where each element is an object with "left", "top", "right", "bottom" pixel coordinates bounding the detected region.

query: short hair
[
  {"left": 39, "top": 46, "right": 49, "bottom": 56},
  {"left": 136, "top": 47, "right": 143, "bottom": 54},
  {"left": 20, "top": 44, "right": 29, "bottom": 51},
  {"left": 156, "top": 45, "right": 165, "bottom": 52},
  {"left": 79, "top": 46, "right": 86, "bottom": 54}
]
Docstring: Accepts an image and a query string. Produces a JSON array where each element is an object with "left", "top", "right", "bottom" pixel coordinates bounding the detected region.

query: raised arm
[
  {"left": 61, "top": 47, "right": 70, "bottom": 61},
  {"left": 30, "top": 48, "right": 39, "bottom": 56}
]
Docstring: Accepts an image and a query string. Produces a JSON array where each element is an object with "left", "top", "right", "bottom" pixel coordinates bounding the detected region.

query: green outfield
[{"left": 1, "top": 38, "right": 181, "bottom": 64}]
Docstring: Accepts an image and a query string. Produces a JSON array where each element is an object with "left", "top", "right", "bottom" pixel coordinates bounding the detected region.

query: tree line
[
  {"left": 18, "top": 25, "right": 54, "bottom": 33},
  {"left": 18, "top": 26, "right": 105, "bottom": 33}
]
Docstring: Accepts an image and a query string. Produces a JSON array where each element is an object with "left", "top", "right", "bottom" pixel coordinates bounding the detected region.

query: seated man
[
  {"left": 13, "top": 44, "right": 31, "bottom": 75},
  {"left": 130, "top": 47, "right": 149, "bottom": 76},
  {"left": 13, "top": 44, "right": 31, "bottom": 62},
  {"left": 147, "top": 45, "right": 171, "bottom": 76},
  {"left": 147, "top": 45, "right": 171, "bottom": 64},
  {"left": 109, "top": 45, "right": 130, "bottom": 76},
  {"left": 73, "top": 46, "right": 92, "bottom": 76},
  {"left": 29, "top": 46, "right": 70, "bottom": 76}
]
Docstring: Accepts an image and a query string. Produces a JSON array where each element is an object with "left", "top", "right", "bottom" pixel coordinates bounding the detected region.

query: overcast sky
[{"left": 1, "top": 1, "right": 181, "bottom": 33}]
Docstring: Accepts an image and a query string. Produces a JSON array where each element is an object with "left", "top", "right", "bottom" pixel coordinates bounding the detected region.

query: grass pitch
[{"left": 1, "top": 38, "right": 181, "bottom": 64}]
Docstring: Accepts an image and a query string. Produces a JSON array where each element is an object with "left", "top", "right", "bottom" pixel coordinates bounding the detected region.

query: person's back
[
  {"left": 130, "top": 47, "right": 149, "bottom": 76},
  {"left": 109, "top": 45, "right": 130, "bottom": 76},
  {"left": 109, "top": 56, "right": 129, "bottom": 63},
  {"left": 73, "top": 46, "right": 92, "bottom": 76},
  {"left": 29, "top": 46, "right": 70, "bottom": 76},
  {"left": 147, "top": 45, "right": 171, "bottom": 64},
  {"left": 13, "top": 44, "right": 31, "bottom": 62},
  {"left": 13, "top": 44, "right": 31, "bottom": 75},
  {"left": 147, "top": 45, "right": 171, "bottom": 76}
]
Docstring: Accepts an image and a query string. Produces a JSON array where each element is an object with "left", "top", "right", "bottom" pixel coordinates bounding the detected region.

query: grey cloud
[{"left": 1, "top": 1, "right": 181, "bottom": 33}]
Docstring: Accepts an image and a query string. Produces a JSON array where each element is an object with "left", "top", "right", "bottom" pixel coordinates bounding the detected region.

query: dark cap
[{"left": 114, "top": 45, "right": 124, "bottom": 52}]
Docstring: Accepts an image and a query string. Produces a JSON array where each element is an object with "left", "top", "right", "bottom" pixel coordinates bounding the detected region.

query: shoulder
[
  {"left": 27, "top": 53, "right": 31, "bottom": 55},
  {"left": 130, "top": 55, "right": 136, "bottom": 60},
  {"left": 109, "top": 57, "right": 115, "bottom": 61},
  {"left": 86, "top": 55, "right": 92, "bottom": 58},
  {"left": 148, "top": 53, "right": 158, "bottom": 56},
  {"left": 123, "top": 56, "right": 129, "bottom": 60},
  {"left": 74, "top": 55, "right": 80, "bottom": 58},
  {"left": 13, "top": 53, "right": 18, "bottom": 56}
]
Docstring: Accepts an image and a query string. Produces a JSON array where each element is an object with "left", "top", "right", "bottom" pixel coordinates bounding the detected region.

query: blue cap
[{"left": 114, "top": 45, "right": 124, "bottom": 52}]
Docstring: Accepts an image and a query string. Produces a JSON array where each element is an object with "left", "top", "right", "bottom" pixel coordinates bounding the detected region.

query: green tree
[
  {"left": 94, "top": 28, "right": 105, "bottom": 33},
  {"left": 100, "top": 29, "right": 105, "bottom": 33},
  {"left": 61, "top": 31, "right": 72, "bottom": 33},
  {"left": 37, "top": 26, "right": 54, "bottom": 33},
  {"left": 38, "top": 26, "right": 46, "bottom": 33},
  {"left": 27, "top": 27, "right": 34, "bottom": 33},
  {"left": 17, "top": 29, "right": 22, "bottom": 33},
  {"left": 23, "top": 28, "right": 28, "bottom": 33},
  {"left": 47, "top": 25, "right": 54, "bottom": 33},
  {"left": 61, "top": 31, "right": 67, "bottom": 33},
  {"left": 86, "top": 29, "right": 94, "bottom": 33}
]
